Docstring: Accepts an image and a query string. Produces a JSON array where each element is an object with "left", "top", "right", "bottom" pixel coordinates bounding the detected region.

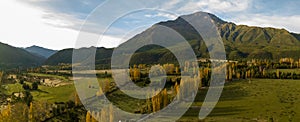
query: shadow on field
[
  {"left": 208, "top": 106, "right": 248, "bottom": 117},
  {"left": 36, "top": 89, "right": 49, "bottom": 94},
  {"left": 194, "top": 83, "right": 249, "bottom": 102},
  {"left": 182, "top": 81, "right": 249, "bottom": 119}
]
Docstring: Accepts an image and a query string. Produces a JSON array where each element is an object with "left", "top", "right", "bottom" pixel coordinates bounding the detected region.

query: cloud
[
  {"left": 160, "top": 0, "right": 182, "bottom": 10},
  {"left": 232, "top": 14, "right": 300, "bottom": 33},
  {"left": 144, "top": 12, "right": 178, "bottom": 20},
  {"left": 177, "top": 0, "right": 252, "bottom": 13}
]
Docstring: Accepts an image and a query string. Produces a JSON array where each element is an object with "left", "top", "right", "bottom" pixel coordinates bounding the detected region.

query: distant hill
[
  {"left": 0, "top": 42, "right": 45, "bottom": 69},
  {"left": 44, "top": 47, "right": 113, "bottom": 69},
  {"left": 45, "top": 12, "right": 300, "bottom": 67},
  {"left": 25, "top": 45, "right": 57, "bottom": 58}
]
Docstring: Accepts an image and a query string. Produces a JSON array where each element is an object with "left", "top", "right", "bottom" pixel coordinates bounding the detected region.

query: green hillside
[
  {"left": 0, "top": 42, "right": 45, "bottom": 69},
  {"left": 44, "top": 47, "right": 113, "bottom": 68}
]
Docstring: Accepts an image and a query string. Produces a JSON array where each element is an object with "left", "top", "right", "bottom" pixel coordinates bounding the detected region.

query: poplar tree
[
  {"left": 276, "top": 69, "right": 280, "bottom": 79},
  {"left": 175, "top": 67, "right": 180, "bottom": 74},
  {"left": 109, "top": 104, "right": 114, "bottom": 122},
  {"left": 86, "top": 111, "right": 91, "bottom": 122},
  {"left": 162, "top": 89, "right": 168, "bottom": 107},
  {"left": 29, "top": 102, "right": 33, "bottom": 122}
]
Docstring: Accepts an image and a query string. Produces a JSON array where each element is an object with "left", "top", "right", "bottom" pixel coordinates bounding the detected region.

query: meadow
[{"left": 179, "top": 79, "right": 300, "bottom": 121}]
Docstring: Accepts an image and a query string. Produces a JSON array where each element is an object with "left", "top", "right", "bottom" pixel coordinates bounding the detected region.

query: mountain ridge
[
  {"left": 0, "top": 42, "right": 45, "bottom": 69},
  {"left": 25, "top": 45, "right": 57, "bottom": 58},
  {"left": 21, "top": 12, "right": 300, "bottom": 67}
]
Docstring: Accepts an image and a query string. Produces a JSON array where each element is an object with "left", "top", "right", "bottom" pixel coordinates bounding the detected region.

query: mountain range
[
  {"left": 1, "top": 12, "right": 300, "bottom": 69},
  {"left": 0, "top": 42, "right": 45, "bottom": 69},
  {"left": 25, "top": 45, "right": 57, "bottom": 58}
]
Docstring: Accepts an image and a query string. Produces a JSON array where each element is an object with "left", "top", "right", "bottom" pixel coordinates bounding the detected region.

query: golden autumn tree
[
  {"left": 236, "top": 71, "right": 241, "bottom": 79},
  {"left": 104, "top": 79, "right": 111, "bottom": 92},
  {"left": 162, "top": 89, "right": 168, "bottom": 107},
  {"left": 91, "top": 111, "right": 97, "bottom": 122},
  {"left": 86, "top": 111, "right": 91, "bottom": 122},
  {"left": 276, "top": 69, "right": 280, "bottom": 79},
  {"left": 262, "top": 68, "right": 266, "bottom": 77},
  {"left": 174, "top": 82, "right": 180, "bottom": 100},
  {"left": 109, "top": 104, "right": 114, "bottom": 122},
  {"left": 74, "top": 92, "right": 80, "bottom": 106},
  {"left": 29, "top": 102, "right": 33, "bottom": 122},
  {"left": 146, "top": 94, "right": 151, "bottom": 113},
  {"left": 175, "top": 66, "right": 180, "bottom": 74},
  {"left": 133, "top": 67, "right": 141, "bottom": 81},
  {"left": 0, "top": 103, "right": 11, "bottom": 122},
  {"left": 151, "top": 92, "right": 155, "bottom": 112},
  {"left": 100, "top": 108, "right": 107, "bottom": 122}
]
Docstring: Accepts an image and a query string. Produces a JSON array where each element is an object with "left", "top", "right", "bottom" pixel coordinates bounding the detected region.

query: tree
[
  {"left": 228, "top": 64, "right": 233, "bottom": 81},
  {"left": 31, "top": 82, "right": 39, "bottom": 90},
  {"left": 74, "top": 92, "right": 80, "bottom": 106},
  {"left": 133, "top": 67, "right": 141, "bottom": 81},
  {"left": 86, "top": 111, "right": 91, "bottom": 122},
  {"left": 0, "top": 71, "right": 3, "bottom": 86},
  {"left": 23, "top": 83, "right": 30, "bottom": 90},
  {"left": 146, "top": 94, "right": 151, "bottom": 113},
  {"left": 262, "top": 68, "right": 266, "bottom": 78},
  {"left": 109, "top": 104, "right": 114, "bottom": 122},
  {"left": 0, "top": 103, "right": 11, "bottom": 122},
  {"left": 19, "top": 80, "right": 24, "bottom": 84},
  {"left": 276, "top": 69, "right": 280, "bottom": 79},
  {"left": 29, "top": 102, "right": 33, "bottom": 122},
  {"left": 162, "top": 89, "right": 168, "bottom": 107},
  {"left": 23, "top": 90, "right": 33, "bottom": 106},
  {"left": 175, "top": 67, "right": 180, "bottom": 74}
]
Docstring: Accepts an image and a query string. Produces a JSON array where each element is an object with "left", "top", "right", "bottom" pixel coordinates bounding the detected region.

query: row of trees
[
  {"left": 147, "top": 88, "right": 170, "bottom": 113},
  {"left": 86, "top": 104, "right": 114, "bottom": 122},
  {"left": 96, "top": 78, "right": 112, "bottom": 96},
  {"left": 0, "top": 102, "right": 52, "bottom": 122},
  {"left": 224, "top": 59, "right": 300, "bottom": 80},
  {"left": 1, "top": 93, "right": 85, "bottom": 122}
]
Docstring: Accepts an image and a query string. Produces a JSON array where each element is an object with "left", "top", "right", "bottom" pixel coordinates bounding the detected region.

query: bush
[
  {"left": 32, "top": 82, "right": 39, "bottom": 90},
  {"left": 22, "top": 83, "right": 30, "bottom": 90}
]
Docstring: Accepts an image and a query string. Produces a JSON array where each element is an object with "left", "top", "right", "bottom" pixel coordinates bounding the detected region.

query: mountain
[
  {"left": 44, "top": 47, "right": 113, "bottom": 69},
  {"left": 25, "top": 45, "right": 57, "bottom": 58},
  {"left": 45, "top": 12, "right": 300, "bottom": 67},
  {"left": 0, "top": 42, "right": 45, "bottom": 69},
  {"left": 122, "top": 12, "right": 300, "bottom": 61}
]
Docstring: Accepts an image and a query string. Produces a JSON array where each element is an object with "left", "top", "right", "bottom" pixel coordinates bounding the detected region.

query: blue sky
[{"left": 0, "top": 0, "right": 299, "bottom": 50}]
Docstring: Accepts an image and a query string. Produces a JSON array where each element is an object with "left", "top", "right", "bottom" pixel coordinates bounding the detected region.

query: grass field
[
  {"left": 2, "top": 83, "right": 24, "bottom": 95},
  {"left": 2, "top": 82, "right": 76, "bottom": 103},
  {"left": 179, "top": 79, "right": 300, "bottom": 121},
  {"left": 27, "top": 73, "right": 70, "bottom": 82},
  {"left": 31, "top": 84, "right": 76, "bottom": 103}
]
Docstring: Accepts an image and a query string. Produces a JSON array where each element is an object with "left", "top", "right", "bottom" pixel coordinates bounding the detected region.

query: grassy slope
[
  {"left": 2, "top": 82, "right": 76, "bottom": 103},
  {"left": 179, "top": 79, "right": 300, "bottom": 121},
  {"left": 31, "top": 84, "right": 75, "bottom": 103}
]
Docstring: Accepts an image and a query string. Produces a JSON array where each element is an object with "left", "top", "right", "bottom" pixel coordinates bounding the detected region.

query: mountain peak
[
  {"left": 25, "top": 45, "right": 57, "bottom": 58},
  {"left": 179, "top": 11, "right": 227, "bottom": 26}
]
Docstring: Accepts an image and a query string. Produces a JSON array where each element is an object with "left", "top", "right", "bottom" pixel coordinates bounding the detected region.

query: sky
[{"left": 0, "top": 0, "right": 299, "bottom": 50}]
